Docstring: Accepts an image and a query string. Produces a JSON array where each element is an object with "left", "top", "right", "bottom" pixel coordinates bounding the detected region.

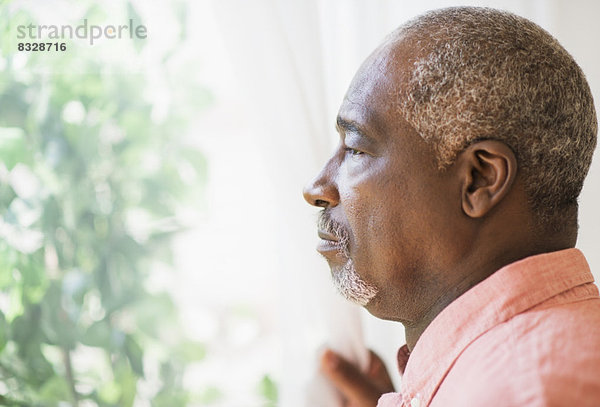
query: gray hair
[{"left": 397, "top": 7, "right": 597, "bottom": 225}]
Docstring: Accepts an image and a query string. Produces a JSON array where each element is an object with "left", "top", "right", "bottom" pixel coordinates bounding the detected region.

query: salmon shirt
[{"left": 377, "top": 248, "right": 600, "bottom": 407}]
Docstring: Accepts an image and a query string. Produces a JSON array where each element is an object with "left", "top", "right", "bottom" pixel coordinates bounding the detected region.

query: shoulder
[{"left": 432, "top": 297, "right": 600, "bottom": 406}]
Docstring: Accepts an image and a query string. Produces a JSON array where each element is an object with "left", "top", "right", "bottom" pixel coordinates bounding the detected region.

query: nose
[{"left": 303, "top": 164, "right": 340, "bottom": 208}]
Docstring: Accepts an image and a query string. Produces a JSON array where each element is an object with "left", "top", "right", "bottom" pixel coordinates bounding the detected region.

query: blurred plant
[
  {"left": 258, "top": 375, "right": 278, "bottom": 407},
  {"left": 0, "top": 1, "right": 214, "bottom": 405}
]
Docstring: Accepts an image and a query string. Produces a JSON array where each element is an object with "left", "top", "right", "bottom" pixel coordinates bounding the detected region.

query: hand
[{"left": 320, "top": 348, "right": 395, "bottom": 407}]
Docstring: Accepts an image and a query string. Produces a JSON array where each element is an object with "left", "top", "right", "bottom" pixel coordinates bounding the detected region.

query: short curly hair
[{"left": 396, "top": 7, "right": 597, "bottom": 225}]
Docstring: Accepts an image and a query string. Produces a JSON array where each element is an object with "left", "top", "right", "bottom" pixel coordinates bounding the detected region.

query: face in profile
[{"left": 304, "top": 38, "right": 462, "bottom": 322}]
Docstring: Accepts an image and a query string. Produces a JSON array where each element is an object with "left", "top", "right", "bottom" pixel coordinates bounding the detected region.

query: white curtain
[{"left": 209, "top": 0, "right": 600, "bottom": 405}]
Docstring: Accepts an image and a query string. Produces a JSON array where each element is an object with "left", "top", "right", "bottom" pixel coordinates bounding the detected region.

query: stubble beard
[{"left": 318, "top": 210, "right": 379, "bottom": 306}]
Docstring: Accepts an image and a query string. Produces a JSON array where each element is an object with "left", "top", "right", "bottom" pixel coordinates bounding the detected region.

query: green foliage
[
  {"left": 196, "top": 386, "right": 222, "bottom": 405},
  {"left": 0, "top": 1, "right": 212, "bottom": 405},
  {"left": 258, "top": 374, "right": 278, "bottom": 407}
]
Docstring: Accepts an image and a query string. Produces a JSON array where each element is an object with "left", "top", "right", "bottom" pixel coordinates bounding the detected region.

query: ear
[{"left": 458, "top": 140, "right": 517, "bottom": 218}]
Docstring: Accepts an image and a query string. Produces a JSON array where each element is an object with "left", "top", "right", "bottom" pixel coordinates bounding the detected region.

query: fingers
[
  {"left": 320, "top": 349, "right": 385, "bottom": 407},
  {"left": 366, "top": 350, "right": 395, "bottom": 393}
]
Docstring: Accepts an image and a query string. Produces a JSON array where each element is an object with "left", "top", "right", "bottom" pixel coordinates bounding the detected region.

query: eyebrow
[
  {"left": 335, "top": 117, "right": 376, "bottom": 143},
  {"left": 336, "top": 116, "right": 362, "bottom": 133}
]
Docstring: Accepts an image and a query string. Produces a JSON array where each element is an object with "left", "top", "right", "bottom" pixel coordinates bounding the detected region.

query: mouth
[
  {"left": 318, "top": 230, "right": 338, "bottom": 242},
  {"left": 315, "top": 210, "right": 350, "bottom": 259},
  {"left": 316, "top": 229, "right": 343, "bottom": 256}
]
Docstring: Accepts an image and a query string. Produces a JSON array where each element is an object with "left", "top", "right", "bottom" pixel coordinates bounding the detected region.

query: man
[{"left": 303, "top": 7, "right": 599, "bottom": 407}]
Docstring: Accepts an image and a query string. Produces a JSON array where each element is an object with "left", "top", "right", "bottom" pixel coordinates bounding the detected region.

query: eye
[{"left": 345, "top": 147, "right": 364, "bottom": 157}]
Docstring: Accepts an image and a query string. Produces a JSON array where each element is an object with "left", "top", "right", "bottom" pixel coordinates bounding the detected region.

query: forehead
[{"left": 337, "top": 35, "right": 418, "bottom": 133}]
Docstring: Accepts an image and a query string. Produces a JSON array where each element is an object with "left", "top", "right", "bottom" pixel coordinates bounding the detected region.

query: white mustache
[{"left": 317, "top": 210, "right": 350, "bottom": 257}]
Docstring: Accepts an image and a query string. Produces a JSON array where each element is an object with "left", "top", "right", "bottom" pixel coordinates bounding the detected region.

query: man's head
[
  {"left": 303, "top": 7, "right": 597, "bottom": 329},
  {"left": 398, "top": 7, "right": 597, "bottom": 225}
]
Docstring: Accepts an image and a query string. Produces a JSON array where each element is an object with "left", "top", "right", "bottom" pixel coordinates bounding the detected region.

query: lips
[
  {"left": 318, "top": 230, "right": 339, "bottom": 242},
  {"left": 315, "top": 210, "right": 349, "bottom": 259},
  {"left": 317, "top": 230, "right": 344, "bottom": 256}
]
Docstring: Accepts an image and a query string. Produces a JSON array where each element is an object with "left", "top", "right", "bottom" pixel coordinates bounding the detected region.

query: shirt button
[{"left": 410, "top": 397, "right": 421, "bottom": 407}]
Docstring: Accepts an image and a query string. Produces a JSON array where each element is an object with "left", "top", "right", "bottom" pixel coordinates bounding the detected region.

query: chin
[
  {"left": 362, "top": 296, "right": 405, "bottom": 322},
  {"left": 362, "top": 296, "right": 382, "bottom": 315},
  {"left": 332, "top": 258, "right": 379, "bottom": 307}
]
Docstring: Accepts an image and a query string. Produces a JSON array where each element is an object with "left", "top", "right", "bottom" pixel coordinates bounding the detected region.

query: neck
[{"left": 403, "top": 225, "right": 576, "bottom": 352}]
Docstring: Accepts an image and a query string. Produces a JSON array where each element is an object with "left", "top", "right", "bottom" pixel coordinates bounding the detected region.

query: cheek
[
  {"left": 337, "top": 150, "right": 453, "bottom": 268},
  {"left": 340, "top": 170, "right": 414, "bottom": 260},
  {"left": 337, "top": 161, "right": 389, "bottom": 234},
  {"left": 343, "top": 167, "right": 448, "bottom": 272},
  {"left": 338, "top": 164, "right": 395, "bottom": 235}
]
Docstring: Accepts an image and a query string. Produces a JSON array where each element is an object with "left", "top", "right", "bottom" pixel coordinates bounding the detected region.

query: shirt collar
[{"left": 398, "top": 248, "right": 594, "bottom": 406}]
